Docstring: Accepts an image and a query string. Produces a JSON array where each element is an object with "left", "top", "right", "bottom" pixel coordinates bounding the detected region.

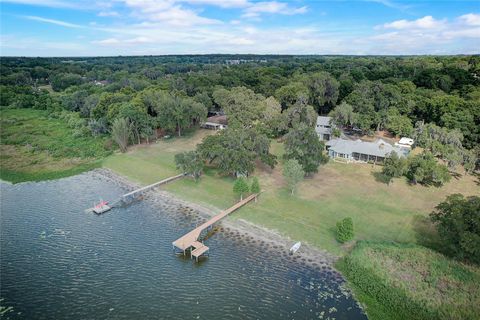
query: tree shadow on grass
[{"left": 412, "top": 214, "right": 442, "bottom": 252}]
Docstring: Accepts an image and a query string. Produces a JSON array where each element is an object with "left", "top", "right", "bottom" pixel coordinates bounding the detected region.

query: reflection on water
[{"left": 0, "top": 172, "right": 367, "bottom": 319}]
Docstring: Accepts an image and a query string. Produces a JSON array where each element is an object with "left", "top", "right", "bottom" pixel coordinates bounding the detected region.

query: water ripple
[{"left": 0, "top": 173, "right": 366, "bottom": 320}]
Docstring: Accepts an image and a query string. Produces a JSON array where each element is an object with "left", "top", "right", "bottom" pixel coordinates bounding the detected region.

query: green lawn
[
  {"left": 103, "top": 129, "right": 479, "bottom": 256},
  {"left": 0, "top": 108, "right": 110, "bottom": 183}
]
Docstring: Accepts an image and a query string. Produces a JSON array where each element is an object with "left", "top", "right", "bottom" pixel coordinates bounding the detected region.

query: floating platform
[{"left": 92, "top": 204, "right": 111, "bottom": 214}]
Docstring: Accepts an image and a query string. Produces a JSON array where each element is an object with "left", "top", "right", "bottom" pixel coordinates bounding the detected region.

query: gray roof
[
  {"left": 316, "top": 116, "right": 332, "bottom": 127},
  {"left": 326, "top": 138, "right": 408, "bottom": 158}
]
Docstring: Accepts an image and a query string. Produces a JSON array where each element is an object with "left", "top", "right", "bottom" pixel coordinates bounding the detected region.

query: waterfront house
[
  {"left": 316, "top": 116, "right": 333, "bottom": 141},
  {"left": 325, "top": 138, "right": 409, "bottom": 163}
]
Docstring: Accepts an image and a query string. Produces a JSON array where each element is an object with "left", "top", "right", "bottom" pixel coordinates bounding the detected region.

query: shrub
[
  {"left": 233, "top": 177, "right": 249, "bottom": 201},
  {"left": 336, "top": 217, "right": 354, "bottom": 243},
  {"left": 250, "top": 177, "right": 260, "bottom": 194}
]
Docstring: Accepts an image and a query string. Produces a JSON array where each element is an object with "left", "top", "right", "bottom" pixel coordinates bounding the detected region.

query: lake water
[{"left": 0, "top": 172, "right": 367, "bottom": 320}]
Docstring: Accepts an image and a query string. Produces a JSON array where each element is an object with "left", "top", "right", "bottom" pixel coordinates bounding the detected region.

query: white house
[
  {"left": 325, "top": 138, "right": 410, "bottom": 163},
  {"left": 315, "top": 116, "right": 333, "bottom": 141}
]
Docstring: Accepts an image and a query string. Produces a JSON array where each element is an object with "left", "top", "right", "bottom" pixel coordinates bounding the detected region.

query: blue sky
[{"left": 1, "top": 0, "right": 479, "bottom": 56}]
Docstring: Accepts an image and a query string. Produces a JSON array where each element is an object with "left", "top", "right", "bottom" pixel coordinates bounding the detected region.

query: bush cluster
[{"left": 336, "top": 217, "right": 354, "bottom": 243}]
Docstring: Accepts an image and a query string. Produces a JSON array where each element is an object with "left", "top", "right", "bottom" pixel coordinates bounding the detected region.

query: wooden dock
[
  {"left": 86, "top": 173, "right": 185, "bottom": 212},
  {"left": 121, "top": 173, "right": 185, "bottom": 201},
  {"left": 172, "top": 193, "right": 259, "bottom": 261}
]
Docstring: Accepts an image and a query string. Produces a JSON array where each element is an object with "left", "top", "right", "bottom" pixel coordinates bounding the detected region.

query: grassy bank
[
  {"left": 103, "top": 129, "right": 479, "bottom": 255},
  {"left": 0, "top": 108, "right": 110, "bottom": 183},
  {"left": 336, "top": 241, "right": 480, "bottom": 320}
]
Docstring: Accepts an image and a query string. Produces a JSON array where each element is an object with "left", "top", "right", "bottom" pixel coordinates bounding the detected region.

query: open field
[
  {"left": 103, "top": 129, "right": 479, "bottom": 255},
  {"left": 337, "top": 241, "right": 480, "bottom": 320},
  {"left": 0, "top": 109, "right": 110, "bottom": 183}
]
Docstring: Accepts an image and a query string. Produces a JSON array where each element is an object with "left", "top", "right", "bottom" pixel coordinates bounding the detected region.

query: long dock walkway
[
  {"left": 87, "top": 173, "right": 185, "bottom": 213},
  {"left": 172, "top": 193, "right": 259, "bottom": 260},
  {"left": 121, "top": 173, "right": 185, "bottom": 201}
]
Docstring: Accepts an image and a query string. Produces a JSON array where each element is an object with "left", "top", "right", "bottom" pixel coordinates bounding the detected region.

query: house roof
[
  {"left": 316, "top": 116, "right": 332, "bottom": 127},
  {"left": 316, "top": 116, "right": 333, "bottom": 135},
  {"left": 326, "top": 138, "right": 408, "bottom": 158}
]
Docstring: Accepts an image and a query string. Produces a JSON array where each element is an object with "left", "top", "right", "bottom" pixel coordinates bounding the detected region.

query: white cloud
[
  {"left": 381, "top": 16, "right": 446, "bottom": 30},
  {"left": 119, "top": 0, "right": 221, "bottom": 26},
  {"left": 98, "top": 11, "right": 120, "bottom": 17},
  {"left": 22, "top": 15, "right": 84, "bottom": 28},
  {"left": 180, "top": 0, "right": 249, "bottom": 8},
  {"left": 458, "top": 13, "right": 480, "bottom": 26},
  {"left": 242, "top": 1, "right": 307, "bottom": 18},
  {"left": 369, "top": 13, "right": 480, "bottom": 54}
]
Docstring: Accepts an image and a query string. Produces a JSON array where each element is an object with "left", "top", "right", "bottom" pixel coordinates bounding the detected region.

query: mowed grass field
[{"left": 103, "top": 129, "right": 479, "bottom": 255}]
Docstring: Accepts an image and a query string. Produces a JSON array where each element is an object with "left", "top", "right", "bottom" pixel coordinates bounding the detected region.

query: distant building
[
  {"left": 93, "top": 80, "right": 109, "bottom": 86},
  {"left": 315, "top": 116, "right": 333, "bottom": 141},
  {"left": 325, "top": 138, "right": 410, "bottom": 163},
  {"left": 201, "top": 115, "right": 228, "bottom": 131}
]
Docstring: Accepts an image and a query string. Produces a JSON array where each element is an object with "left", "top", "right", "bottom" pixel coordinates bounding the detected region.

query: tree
[
  {"left": 197, "top": 127, "right": 276, "bottom": 177},
  {"left": 284, "top": 124, "right": 328, "bottom": 175},
  {"left": 406, "top": 152, "right": 451, "bottom": 186},
  {"left": 212, "top": 86, "right": 265, "bottom": 128},
  {"left": 275, "top": 82, "right": 309, "bottom": 109},
  {"left": 250, "top": 177, "right": 261, "bottom": 194},
  {"left": 385, "top": 108, "right": 413, "bottom": 137},
  {"left": 336, "top": 217, "right": 354, "bottom": 243},
  {"left": 283, "top": 98, "right": 318, "bottom": 130},
  {"left": 153, "top": 91, "right": 207, "bottom": 136},
  {"left": 430, "top": 194, "right": 480, "bottom": 264},
  {"left": 233, "top": 178, "right": 250, "bottom": 201},
  {"left": 175, "top": 151, "right": 204, "bottom": 181},
  {"left": 111, "top": 117, "right": 131, "bottom": 152},
  {"left": 50, "top": 73, "right": 83, "bottom": 91},
  {"left": 301, "top": 72, "right": 340, "bottom": 114},
  {"left": 382, "top": 152, "right": 408, "bottom": 184},
  {"left": 329, "top": 101, "right": 357, "bottom": 127},
  {"left": 282, "top": 159, "right": 304, "bottom": 195}
]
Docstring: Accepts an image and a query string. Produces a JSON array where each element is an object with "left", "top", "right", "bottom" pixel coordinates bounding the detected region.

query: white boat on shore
[{"left": 289, "top": 241, "right": 301, "bottom": 254}]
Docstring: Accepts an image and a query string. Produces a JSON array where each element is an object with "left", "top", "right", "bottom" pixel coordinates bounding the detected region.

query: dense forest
[{"left": 1, "top": 55, "right": 479, "bottom": 178}]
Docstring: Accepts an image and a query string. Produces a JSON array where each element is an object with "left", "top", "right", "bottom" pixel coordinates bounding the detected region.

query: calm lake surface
[{"left": 0, "top": 172, "right": 367, "bottom": 320}]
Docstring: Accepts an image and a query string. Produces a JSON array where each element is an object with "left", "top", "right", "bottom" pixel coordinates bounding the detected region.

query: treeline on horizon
[{"left": 1, "top": 54, "right": 479, "bottom": 155}]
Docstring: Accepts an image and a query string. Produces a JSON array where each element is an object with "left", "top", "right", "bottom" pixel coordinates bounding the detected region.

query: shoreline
[{"left": 92, "top": 168, "right": 339, "bottom": 269}]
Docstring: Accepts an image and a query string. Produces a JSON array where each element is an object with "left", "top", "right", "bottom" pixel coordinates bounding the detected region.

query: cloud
[
  {"left": 381, "top": 16, "right": 446, "bottom": 30},
  {"left": 458, "top": 13, "right": 480, "bottom": 26},
  {"left": 180, "top": 0, "right": 249, "bottom": 8},
  {"left": 93, "top": 36, "right": 154, "bottom": 46},
  {"left": 119, "top": 0, "right": 222, "bottom": 26},
  {"left": 98, "top": 11, "right": 120, "bottom": 17},
  {"left": 22, "top": 15, "right": 84, "bottom": 28},
  {"left": 369, "top": 13, "right": 480, "bottom": 54},
  {"left": 242, "top": 1, "right": 307, "bottom": 18}
]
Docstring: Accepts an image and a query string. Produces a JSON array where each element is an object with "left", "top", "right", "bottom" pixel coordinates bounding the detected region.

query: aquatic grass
[
  {"left": 0, "top": 109, "right": 110, "bottom": 183},
  {"left": 337, "top": 241, "right": 480, "bottom": 320}
]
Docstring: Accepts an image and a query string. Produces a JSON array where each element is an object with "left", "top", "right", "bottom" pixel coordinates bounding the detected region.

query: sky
[{"left": 0, "top": 0, "right": 479, "bottom": 56}]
